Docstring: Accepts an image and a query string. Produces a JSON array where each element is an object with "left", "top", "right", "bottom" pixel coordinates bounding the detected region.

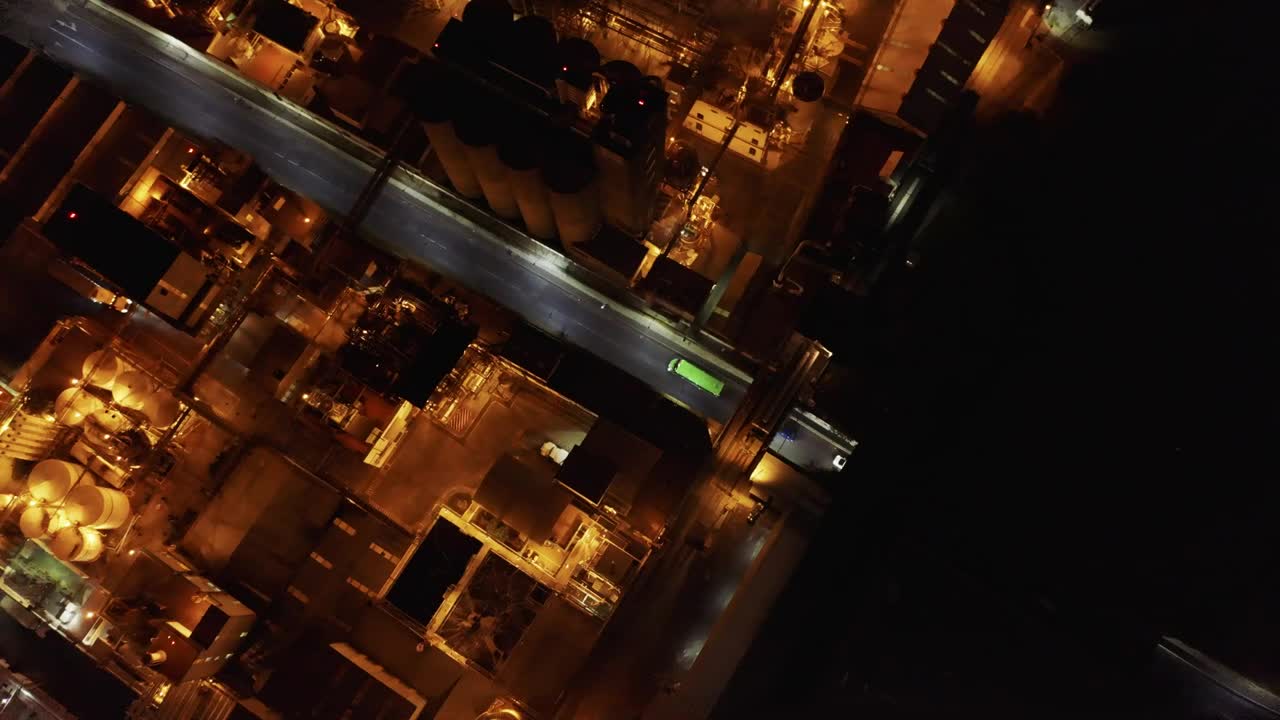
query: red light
[
  {"left": 638, "top": 99, "right": 645, "bottom": 106},
  {"left": 433, "top": 42, "right": 439, "bottom": 48},
  {"left": 67, "top": 211, "right": 78, "bottom": 220},
  {"left": 186, "top": 147, "right": 195, "bottom": 154},
  {"left": 562, "top": 66, "right": 568, "bottom": 72}
]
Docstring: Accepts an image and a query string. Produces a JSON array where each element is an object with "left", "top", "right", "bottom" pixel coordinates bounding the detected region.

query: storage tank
[
  {"left": 461, "top": 0, "right": 513, "bottom": 31},
  {"left": 27, "top": 460, "right": 92, "bottom": 503},
  {"left": 48, "top": 526, "right": 104, "bottom": 563},
  {"left": 64, "top": 484, "right": 131, "bottom": 530},
  {"left": 556, "top": 37, "right": 600, "bottom": 106},
  {"left": 456, "top": 105, "right": 519, "bottom": 219},
  {"left": 139, "top": 390, "right": 182, "bottom": 428},
  {"left": 90, "top": 406, "right": 132, "bottom": 434},
  {"left": 81, "top": 350, "right": 127, "bottom": 389},
  {"left": 789, "top": 71, "right": 825, "bottom": 137},
  {"left": 19, "top": 506, "right": 54, "bottom": 538},
  {"left": 542, "top": 134, "right": 601, "bottom": 246},
  {"left": 419, "top": 78, "right": 483, "bottom": 200},
  {"left": 499, "top": 127, "right": 556, "bottom": 240},
  {"left": 601, "top": 60, "right": 643, "bottom": 91},
  {"left": 500, "top": 16, "right": 558, "bottom": 90},
  {"left": 111, "top": 371, "right": 154, "bottom": 410},
  {"left": 54, "top": 387, "right": 105, "bottom": 426}
]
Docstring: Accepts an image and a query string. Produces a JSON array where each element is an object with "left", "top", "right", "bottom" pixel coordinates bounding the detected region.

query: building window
[{"left": 748, "top": 148, "right": 757, "bottom": 156}]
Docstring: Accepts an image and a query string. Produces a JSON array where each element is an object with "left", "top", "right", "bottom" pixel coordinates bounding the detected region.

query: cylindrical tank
[
  {"left": 456, "top": 106, "right": 519, "bottom": 219},
  {"left": 500, "top": 16, "right": 558, "bottom": 90},
  {"left": 421, "top": 83, "right": 484, "bottom": 201},
  {"left": 81, "top": 350, "right": 127, "bottom": 389},
  {"left": 789, "top": 71, "right": 825, "bottom": 137},
  {"left": 543, "top": 135, "right": 601, "bottom": 246},
  {"left": 461, "top": 0, "right": 513, "bottom": 30},
  {"left": 500, "top": 129, "right": 557, "bottom": 240},
  {"left": 556, "top": 37, "right": 601, "bottom": 106},
  {"left": 600, "top": 60, "right": 643, "bottom": 89},
  {"left": 48, "top": 526, "right": 104, "bottom": 563},
  {"left": 64, "top": 484, "right": 131, "bottom": 530},
  {"left": 111, "top": 371, "right": 154, "bottom": 410},
  {"left": 54, "top": 388, "right": 105, "bottom": 426},
  {"left": 139, "top": 390, "right": 182, "bottom": 428},
  {"left": 90, "top": 407, "right": 132, "bottom": 434},
  {"left": 27, "top": 460, "right": 92, "bottom": 503},
  {"left": 19, "top": 506, "right": 53, "bottom": 538}
]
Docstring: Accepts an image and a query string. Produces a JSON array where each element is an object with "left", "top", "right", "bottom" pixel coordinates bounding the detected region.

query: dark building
[
  {"left": 45, "top": 184, "right": 217, "bottom": 328},
  {"left": 898, "top": 0, "right": 1008, "bottom": 133},
  {"left": 245, "top": 0, "right": 318, "bottom": 54},
  {"left": 263, "top": 641, "right": 427, "bottom": 719}
]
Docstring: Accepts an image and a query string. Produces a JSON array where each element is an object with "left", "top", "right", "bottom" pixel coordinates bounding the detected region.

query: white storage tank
[
  {"left": 789, "top": 71, "right": 825, "bottom": 137},
  {"left": 139, "top": 390, "right": 182, "bottom": 428},
  {"left": 48, "top": 526, "right": 104, "bottom": 563},
  {"left": 19, "top": 506, "right": 54, "bottom": 538},
  {"left": 54, "top": 387, "right": 105, "bottom": 426},
  {"left": 27, "top": 460, "right": 91, "bottom": 503},
  {"left": 64, "top": 484, "right": 131, "bottom": 530},
  {"left": 111, "top": 371, "right": 154, "bottom": 410},
  {"left": 81, "top": 350, "right": 127, "bottom": 389},
  {"left": 90, "top": 406, "right": 132, "bottom": 434}
]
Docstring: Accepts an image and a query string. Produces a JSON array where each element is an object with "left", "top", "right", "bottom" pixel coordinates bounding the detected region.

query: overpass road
[{"left": 4, "top": 0, "right": 854, "bottom": 461}]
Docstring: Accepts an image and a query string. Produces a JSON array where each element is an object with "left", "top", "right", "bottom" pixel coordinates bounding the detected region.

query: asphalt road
[{"left": 7, "top": 0, "right": 853, "bottom": 458}]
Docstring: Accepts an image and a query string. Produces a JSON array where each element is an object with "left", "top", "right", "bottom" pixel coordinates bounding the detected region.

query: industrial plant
[{"left": 0, "top": 0, "right": 1211, "bottom": 719}]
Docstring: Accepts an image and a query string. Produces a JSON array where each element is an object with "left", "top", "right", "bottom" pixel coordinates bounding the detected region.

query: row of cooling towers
[{"left": 417, "top": 0, "right": 668, "bottom": 245}]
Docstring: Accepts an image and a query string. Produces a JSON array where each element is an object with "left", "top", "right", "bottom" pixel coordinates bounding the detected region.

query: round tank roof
[
  {"left": 557, "top": 37, "right": 600, "bottom": 75},
  {"left": 19, "top": 506, "right": 53, "bottom": 539},
  {"left": 55, "top": 387, "right": 105, "bottom": 426},
  {"left": 500, "top": 16, "right": 559, "bottom": 88},
  {"left": 82, "top": 350, "right": 127, "bottom": 389},
  {"left": 111, "top": 371, "right": 155, "bottom": 410},
  {"left": 792, "top": 71, "right": 825, "bottom": 102},
  {"left": 65, "top": 484, "right": 132, "bottom": 530},
  {"left": 27, "top": 460, "right": 90, "bottom": 503},
  {"left": 462, "top": 0, "right": 514, "bottom": 30},
  {"left": 601, "top": 60, "right": 643, "bottom": 88},
  {"left": 49, "top": 526, "right": 104, "bottom": 563},
  {"left": 511, "top": 16, "right": 557, "bottom": 52}
]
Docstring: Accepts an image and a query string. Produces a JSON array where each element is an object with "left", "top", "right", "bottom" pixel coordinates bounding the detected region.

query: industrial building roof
[{"left": 250, "top": 0, "right": 318, "bottom": 53}]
